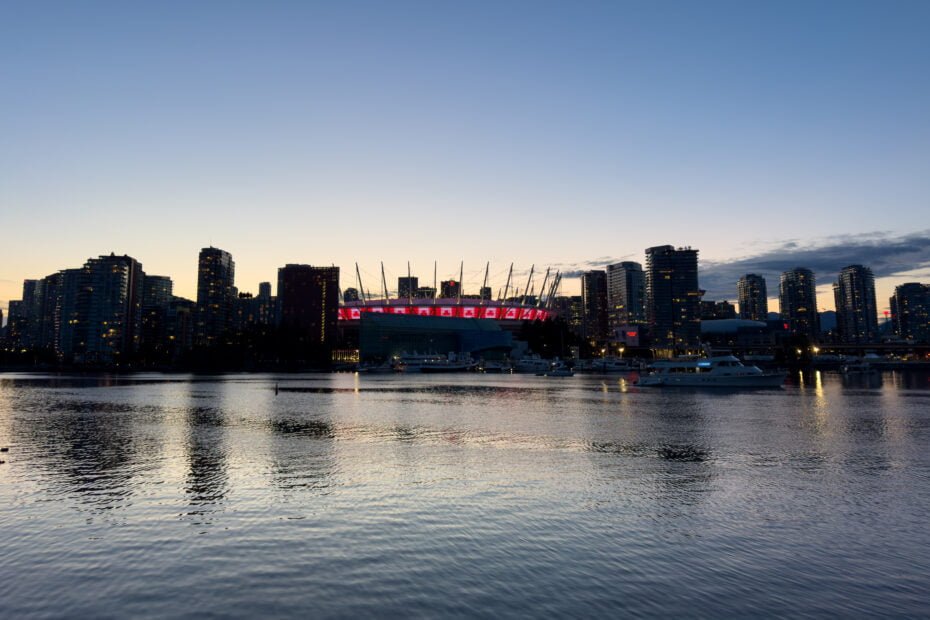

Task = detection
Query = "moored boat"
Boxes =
[637,355,785,387]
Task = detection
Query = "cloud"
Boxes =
[555,231,930,300]
[699,230,930,299]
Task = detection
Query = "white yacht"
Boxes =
[637,355,786,388]
[513,355,554,374]
[394,352,476,373]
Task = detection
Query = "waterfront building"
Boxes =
[141,275,172,358]
[81,254,145,363]
[278,264,340,358]
[480,286,493,301]
[833,265,878,344]
[195,247,236,347]
[343,287,361,303]
[606,261,645,330]
[56,268,89,360]
[415,286,436,299]
[779,268,819,340]
[645,245,702,353]
[581,270,609,342]
[256,282,275,325]
[359,313,511,361]
[737,274,769,321]
[890,283,930,343]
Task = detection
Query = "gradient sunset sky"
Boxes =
[2,1,929,319]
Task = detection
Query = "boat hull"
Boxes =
[638,373,786,388]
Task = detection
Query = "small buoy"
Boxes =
[0,460,5,465]
[275,382,279,396]
[0,447,8,452]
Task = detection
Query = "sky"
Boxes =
[2,1,929,321]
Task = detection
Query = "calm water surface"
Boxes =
[1,370,929,617]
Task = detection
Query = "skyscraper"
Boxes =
[82,254,145,363]
[196,247,235,347]
[278,264,340,359]
[343,287,361,303]
[833,265,879,344]
[645,245,702,353]
[141,275,173,359]
[581,270,608,342]
[779,268,819,340]
[606,261,645,330]
[737,274,768,321]
[890,283,929,343]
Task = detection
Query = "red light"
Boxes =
[783,323,789,330]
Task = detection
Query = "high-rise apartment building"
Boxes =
[779,268,819,340]
[82,254,145,363]
[195,247,235,347]
[606,261,645,330]
[645,245,702,352]
[278,265,340,357]
[890,283,929,343]
[737,274,769,321]
[581,270,609,342]
[833,265,879,344]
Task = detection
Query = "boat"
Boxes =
[636,355,786,387]
[395,352,476,373]
[478,360,512,373]
[536,360,574,377]
[513,355,554,374]
[841,357,879,375]
[583,356,638,373]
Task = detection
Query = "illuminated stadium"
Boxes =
[338,263,563,326]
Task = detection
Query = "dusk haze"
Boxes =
[2,2,930,618]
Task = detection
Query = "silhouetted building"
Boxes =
[195,247,235,347]
[645,245,702,353]
[606,261,645,330]
[738,274,768,321]
[141,275,172,359]
[890,283,929,343]
[554,296,584,336]
[81,254,145,363]
[343,287,361,302]
[700,300,737,320]
[779,268,819,340]
[256,282,275,325]
[480,286,493,301]
[278,264,340,360]
[415,286,436,299]
[581,270,608,342]
[167,297,196,359]
[440,280,460,299]
[833,265,878,344]
[398,276,418,301]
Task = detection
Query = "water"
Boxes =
[1,370,929,617]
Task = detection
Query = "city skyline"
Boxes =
[3,3,930,318]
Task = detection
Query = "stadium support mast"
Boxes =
[381,262,389,305]
[407,261,413,305]
[520,265,534,306]
[536,268,551,308]
[481,262,489,305]
[457,261,463,305]
[433,261,437,305]
[501,263,513,302]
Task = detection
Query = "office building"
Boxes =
[737,274,769,321]
[779,268,819,340]
[343,288,361,303]
[195,247,236,347]
[645,245,702,353]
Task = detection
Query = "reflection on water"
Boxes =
[2,371,930,617]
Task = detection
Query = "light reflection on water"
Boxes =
[1,371,930,617]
